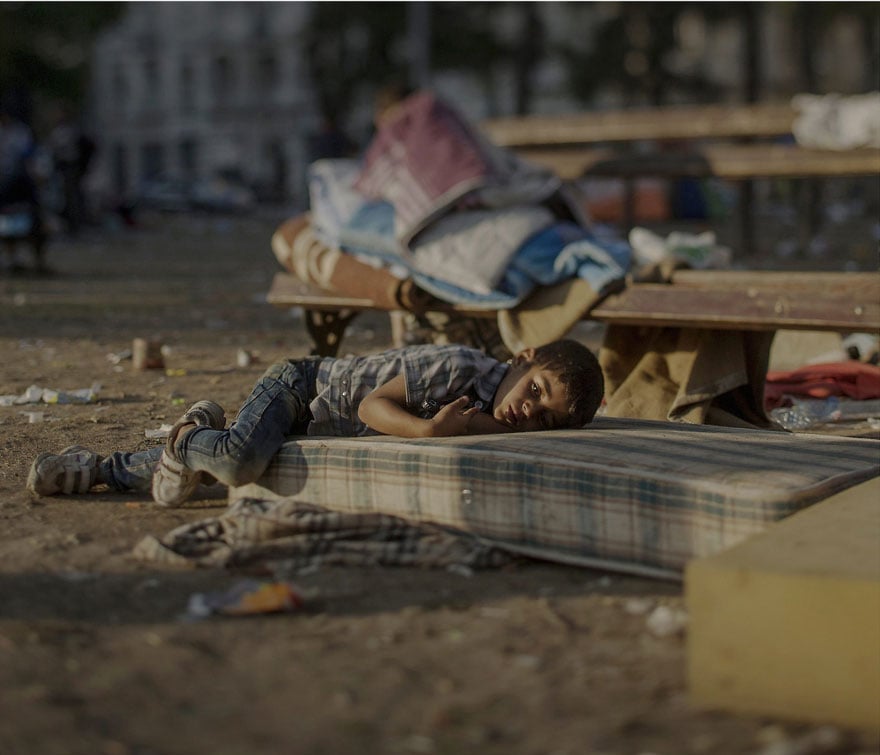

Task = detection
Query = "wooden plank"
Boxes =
[670,270,878,292]
[269,272,880,333]
[482,102,797,148]
[591,286,879,332]
[686,476,880,730]
[701,144,880,179]
[267,273,494,319]
[591,273,880,332]
[515,144,880,180]
[268,273,379,311]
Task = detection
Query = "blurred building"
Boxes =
[90,2,315,208]
[88,2,875,210]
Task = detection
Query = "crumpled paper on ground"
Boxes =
[629,227,732,269]
[0,382,101,406]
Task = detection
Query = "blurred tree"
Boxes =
[0,2,123,123]
[512,3,544,115]
[560,2,879,108]
[431,2,506,107]
[559,3,736,107]
[301,2,407,126]
[431,2,544,114]
[793,2,880,92]
[301,2,546,123]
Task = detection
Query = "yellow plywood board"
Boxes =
[686,476,880,731]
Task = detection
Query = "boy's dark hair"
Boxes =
[531,339,604,427]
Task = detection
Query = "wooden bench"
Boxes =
[481,102,880,247]
[481,101,880,179]
[268,270,880,357]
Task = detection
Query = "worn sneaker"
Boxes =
[27,445,102,496]
[151,400,226,507]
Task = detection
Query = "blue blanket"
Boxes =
[339,199,632,310]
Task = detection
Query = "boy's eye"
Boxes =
[530,381,540,396]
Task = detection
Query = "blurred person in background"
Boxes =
[0,98,47,274]
[48,102,95,236]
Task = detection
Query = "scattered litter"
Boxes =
[236,348,254,368]
[771,396,880,431]
[0,382,101,406]
[446,563,473,578]
[771,396,842,430]
[107,348,132,365]
[165,368,187,377]
[132,338,165,370]
[755,724,845,755]
[629,227,732,269]
[185,579,304,619]
[645,604,688,637]
[145,423,173,440]
[841,332,879,363]
[513,654,541,670]
[20,411,44,423]
[624,597,654,615]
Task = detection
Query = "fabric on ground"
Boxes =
[224,418,880,579]
[599,325,776,428]
[133,497,509,572]
[497,277,605,353]
[764,361,880,409]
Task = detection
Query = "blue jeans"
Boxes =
[100,359,319,492]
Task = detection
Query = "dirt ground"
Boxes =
[0,212,877,755]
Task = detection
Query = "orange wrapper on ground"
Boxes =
[187,580,304,618]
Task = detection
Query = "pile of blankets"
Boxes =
[307,91,632,312]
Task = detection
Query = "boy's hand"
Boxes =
[429,396,480,436]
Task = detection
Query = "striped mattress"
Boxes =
[229,417,880,579]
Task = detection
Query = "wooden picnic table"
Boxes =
[481,101,880,249]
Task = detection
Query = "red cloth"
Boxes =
[764,361,880,409]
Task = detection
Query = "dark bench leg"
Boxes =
[304,309,359,357]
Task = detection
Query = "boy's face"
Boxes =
[492,353,572,432]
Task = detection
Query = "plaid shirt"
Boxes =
[308,344,509,437]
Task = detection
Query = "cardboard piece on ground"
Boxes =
[686,476,880,731]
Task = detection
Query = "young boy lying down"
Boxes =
[27,339,604,506]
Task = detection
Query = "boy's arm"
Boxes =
[358,374,478,437]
